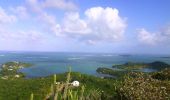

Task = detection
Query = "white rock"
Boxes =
[1,76,8,79]
[55,82,60,85]
[72,81,80,87]
[8,68,13,71]
[9,66,13,68]
[15,75,20,78]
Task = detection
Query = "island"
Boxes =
[96,67,126,78]
[0,61,32,79]
[97,61,170,78]
[112,61,170,70]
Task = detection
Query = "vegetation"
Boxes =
[96,61,170,79]
[151,68,170,80]
[97,61,170,100]
[0,61,170,100]
[46,70,113,100]
[116,72,170,100]
[0,61,32,79]
[112,61,170,70]
[96,67,126,78]
[0,62,118,99]
[113,62,147,70]
[0,72,118,100]
[148,61,170,70]
[0,76,52,100]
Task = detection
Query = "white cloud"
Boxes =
[161,25,170,36]
[0,28,46,51]
[137,24,170,45]
[0,7,16,24]
[27,0,77,12]
[137,29,160,45]
[38,12,56,26]
[26,0,127,44]
[62,12,91,35]
[54,7,127,43]
[26,0,42,13]
[86,40,96,45]
[0,29,44,43]
[85,7,126,42]
[10,6,29,19]
[41,0,77,10]
[27,0,127,44]
[26,0,78,37]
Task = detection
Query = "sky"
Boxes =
[0,0,170,54]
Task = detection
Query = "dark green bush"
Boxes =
[152,68,170,80]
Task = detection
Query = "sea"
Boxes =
[0,51,170,78]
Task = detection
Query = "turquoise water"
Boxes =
[0,51,170,77]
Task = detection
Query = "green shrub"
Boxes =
[152,68,170,80]
[46,72,104,100]
[117,72,170,100]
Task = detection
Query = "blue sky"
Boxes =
[0,0,170,54]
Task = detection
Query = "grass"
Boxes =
[46,73,103,100]
[0,72,118,100]
[0,77,52,100]
[46,69,121,100]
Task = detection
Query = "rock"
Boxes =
[15,75,20,78]
[72,81,80,87]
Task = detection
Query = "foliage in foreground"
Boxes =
[96,63,170,100]
[152,68,170,80]
[116,72,170,100]
[0,72,117,100]
[45,72,105,100]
